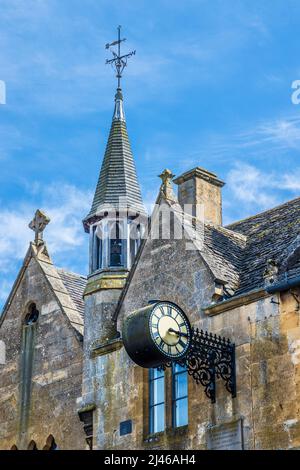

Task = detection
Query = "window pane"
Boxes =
[172,365,188,428]
[152,377,164,405]
[110,239,122,266]
[175,397,188,427]
[149,369,165,434]
[174,370,188,400]
[152,368,164,380]
[174,363,186,374]
[97,238,102,269]
[153,404,165,433]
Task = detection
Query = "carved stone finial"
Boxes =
[29,209,50,245]
[159,169,176,200]
[263,258,278,285]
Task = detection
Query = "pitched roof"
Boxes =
[163,195,300,298]
[168,199,246,295]
[36,257,85,336]
[83,89,146,227]
[0,242,86,337]
[115,188,300,322]
[226,196,300,295]
[113,194,248,321]
[57,269,86,320]
[202,224,246,295]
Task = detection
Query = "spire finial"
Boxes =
[105,26,136,90]
[29,209,50,245]
[159,169,176,200]
[113,87,125,121]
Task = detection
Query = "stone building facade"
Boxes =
[1,80,300,450]
[0,234,87,449]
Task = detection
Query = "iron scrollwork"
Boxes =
[159,328,236,404]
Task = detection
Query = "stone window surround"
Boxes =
[144,366,189,442]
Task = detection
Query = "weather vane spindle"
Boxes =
[105,26,136,89]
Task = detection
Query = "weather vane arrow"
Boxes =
[105,26,136,89]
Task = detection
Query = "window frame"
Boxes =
[109,220,124,268]
[172,363,188,429]
[149,368,165,434]
[91,224,103,272]
[24,303,39,325]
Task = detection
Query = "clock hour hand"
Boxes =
[168,328,189,338]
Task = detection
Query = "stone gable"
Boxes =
[0,248,86,450]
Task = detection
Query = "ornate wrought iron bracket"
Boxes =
[161,328,236,404]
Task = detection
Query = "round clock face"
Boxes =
[149,302,191,359]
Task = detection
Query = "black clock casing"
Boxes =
[122,301,191,368]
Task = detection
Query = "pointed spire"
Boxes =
[83,27,145,230]
[83,90,146,230]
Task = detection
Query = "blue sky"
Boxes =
[1,0,300,305]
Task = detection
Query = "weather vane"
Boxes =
[105,26,136,89]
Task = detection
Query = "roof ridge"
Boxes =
[207,224,248,244]
[170,201,247,244]
[56,267,87,280]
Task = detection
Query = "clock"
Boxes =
[122,301,192,368]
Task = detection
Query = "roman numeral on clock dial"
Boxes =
[150,302,191,358]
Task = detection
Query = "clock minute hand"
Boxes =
[168,328,189,338]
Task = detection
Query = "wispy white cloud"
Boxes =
[224,162,300,224]
[0,0,277,118]
[176,115,300,170]
[256,117,300,149]
[0,182,92,302]
[226,163,277,210]
[225,116,300,155]
[281,171,300,192]
[40,183,92,256]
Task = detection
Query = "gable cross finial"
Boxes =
[159,169,176,200]
[105,25,136,89]
[29,209,50,245]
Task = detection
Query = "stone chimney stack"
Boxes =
[174,167,225,226]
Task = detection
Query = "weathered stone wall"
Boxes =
[89,231,300,450]
[248,288,300,449]
[175,169,223,225]
[90,235,215,450]
[0,256,86,450]
[81,285,122,407]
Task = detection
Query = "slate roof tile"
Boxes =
[170,196,300,298]
[226,196,300,295]
[57,269,87,320]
